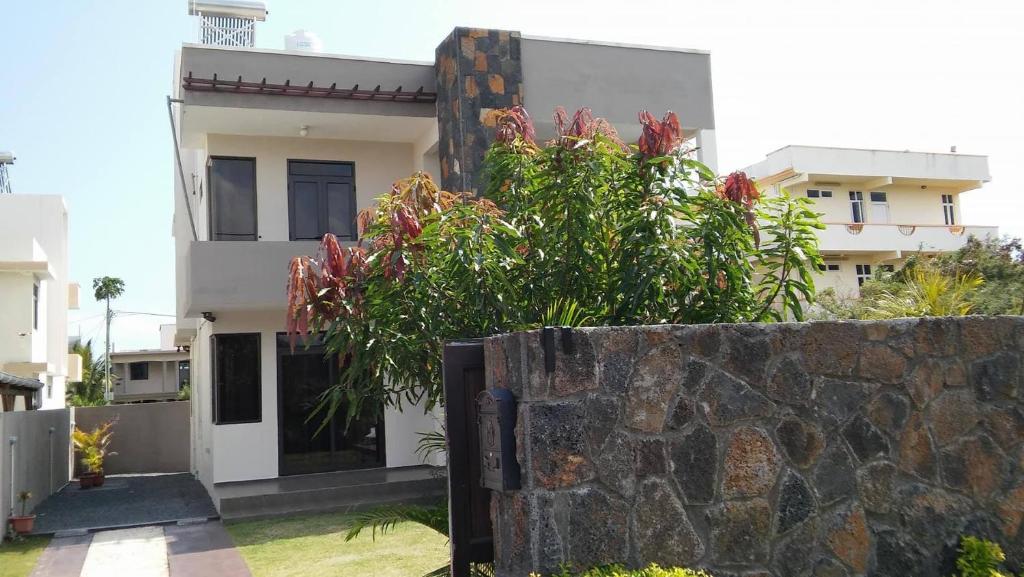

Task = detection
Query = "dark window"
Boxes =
[178,360,190,391]
[807,189,820,198]
[32,282,39,330]
[870,191,888,202]
[212,333,261,424]
[855,264,872,286]
[818,263,841,272]
[817,263,826,271]
[849,191,864,223]
[820,190,833,198]
[942,194,956,225]
[880,264,895,273]
[828,263,840,271]
[129,362,149,381]
[288,161,356,241]
[209,157,257,241]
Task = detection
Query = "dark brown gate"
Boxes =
[443,339,493,577]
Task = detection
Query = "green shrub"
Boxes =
[535,564,713,577]
[953,536,1017,577]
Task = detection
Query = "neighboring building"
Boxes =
[744,145,998,297]
[109,324,189,403]
[170,4,717,516]
[0,193,80,410]
[110,350,189,403]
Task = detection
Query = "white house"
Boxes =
[171,3,718,517]
[0,193,80,411]
[744,145,998,297]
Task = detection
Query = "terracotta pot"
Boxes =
[9,515,35,534]
[94,473,105,487]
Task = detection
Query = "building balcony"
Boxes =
[183,240,320,317]
[817,223,999,254]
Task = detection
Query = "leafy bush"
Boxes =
[535,564,713,577]
[286,106,822,420]
[71,420,117,474]
[953,536,1018,577]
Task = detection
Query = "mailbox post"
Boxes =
[477,388,521,491]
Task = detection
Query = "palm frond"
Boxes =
[344,502,449,542]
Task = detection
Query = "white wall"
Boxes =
[201,135,416,242]
[782,182,963,226]
[188,310,437,485]
[0,195,71,409]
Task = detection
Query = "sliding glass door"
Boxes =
[276,334,384,476]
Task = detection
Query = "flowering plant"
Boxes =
[287,106,822,420]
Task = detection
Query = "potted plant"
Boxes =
[9,491,35,534]
[72,420,117,488]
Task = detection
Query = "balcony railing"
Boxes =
[818,222,998,253]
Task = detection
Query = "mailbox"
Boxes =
[476,388,521,491]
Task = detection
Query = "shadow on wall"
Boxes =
[485,316,1024,577]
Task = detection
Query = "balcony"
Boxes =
[817,223,999,254]
[184,240,320,317]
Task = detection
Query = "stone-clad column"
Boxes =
[434,27,524,193]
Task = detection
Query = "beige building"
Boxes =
[171,5,718,517]
[744,145,997,297]
[0,193,80,411]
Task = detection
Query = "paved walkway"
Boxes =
[30,522,252,577]
[33,474,217,535]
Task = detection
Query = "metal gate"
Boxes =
[443,340,493,577]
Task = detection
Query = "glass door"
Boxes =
[276,334,385,476]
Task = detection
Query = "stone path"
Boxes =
[30,522,251,577]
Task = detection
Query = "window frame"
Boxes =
[287,159,358,242]
[129,362,149,381]
[849,191,865,223]
[807,189,833,199]
[207,156,259,242]
[855,264,872,286]
[211,332,263,425]
[942,194,956,225]
[32,282,39,330]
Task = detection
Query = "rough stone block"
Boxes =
[670,424,718,504]
[823,503,870,574]
[632,478,704,566]
[776,416,825,469]
[626,344,687,433]
[723,426,782,499]
[708,499,772,564]
[699,369,775,427]
[567,488,629,569]
[768,356,813,406]
[940,434,1010,500]
[528,402,594,489]
[855,461,898,514]
[928,389,981,446]
[899,412,938,481]
[841,415,891,462]
[813,442,857,506]
[775,470,815,535]
[972,352,1021,402]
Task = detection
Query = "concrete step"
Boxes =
[215,466,446,521]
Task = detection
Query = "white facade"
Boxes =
[744,146,998,298]
[171,45,444,496]
[0,194,78,409]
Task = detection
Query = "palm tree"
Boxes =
[92,277,125,401]
[67,340,107,407]
[865,264,982,319]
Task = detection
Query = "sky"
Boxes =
[1,0,1022,352]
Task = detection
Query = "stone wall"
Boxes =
[484,317,1024,577]
[435,27,523,193]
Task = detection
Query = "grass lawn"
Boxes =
[225,510,450,577]
[0,536,50,577]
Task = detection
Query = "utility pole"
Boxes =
[104,298,112,402]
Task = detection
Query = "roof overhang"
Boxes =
[0,370,44,391]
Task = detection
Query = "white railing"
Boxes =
[198,14,255,47]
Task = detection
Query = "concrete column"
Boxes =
[696,128,718,174]
[162,361,169,393]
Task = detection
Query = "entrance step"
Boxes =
[214,465,446,520]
